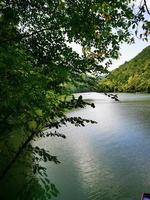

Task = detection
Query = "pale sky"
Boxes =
[69,37,149,71]
[69,0,150,71]
[110,0,150,70]
[110,39,149,70]
[109,0,150,70]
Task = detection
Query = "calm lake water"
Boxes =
[37,92,150,200]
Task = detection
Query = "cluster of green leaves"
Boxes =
[97,45,150,93]
[0,0,149,199]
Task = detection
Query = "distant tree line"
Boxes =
[96,46,150,93]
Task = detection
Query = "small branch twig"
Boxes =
[144,0,150,15]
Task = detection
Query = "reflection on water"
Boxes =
[37,93,150,200]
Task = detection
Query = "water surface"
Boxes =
[37,93,150,200]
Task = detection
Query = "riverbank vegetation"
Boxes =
[0,0,150,199]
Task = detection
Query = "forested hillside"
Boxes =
[97,45,150,92]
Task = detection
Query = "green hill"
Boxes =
[97,45,150,93]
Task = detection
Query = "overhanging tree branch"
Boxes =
[0,131,36,181]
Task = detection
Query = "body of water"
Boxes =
[37,92,150,200]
